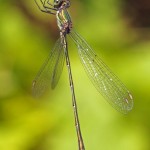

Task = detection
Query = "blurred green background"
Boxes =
[0,0,150,150]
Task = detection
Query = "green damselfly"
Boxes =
[33,0,133,149]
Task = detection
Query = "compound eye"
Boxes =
[54,0,60,4]
[54,0,63,8]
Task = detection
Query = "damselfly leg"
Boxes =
[34,0,56,14]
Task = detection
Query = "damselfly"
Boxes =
[32,0,133,149]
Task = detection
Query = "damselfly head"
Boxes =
[54,0,63,8]
[54,0,70,9]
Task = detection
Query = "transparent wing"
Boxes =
[32,38,65,97]
[51,41,65,89]
[70,30,133,114]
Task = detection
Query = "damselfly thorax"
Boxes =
[55,1,72,34]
